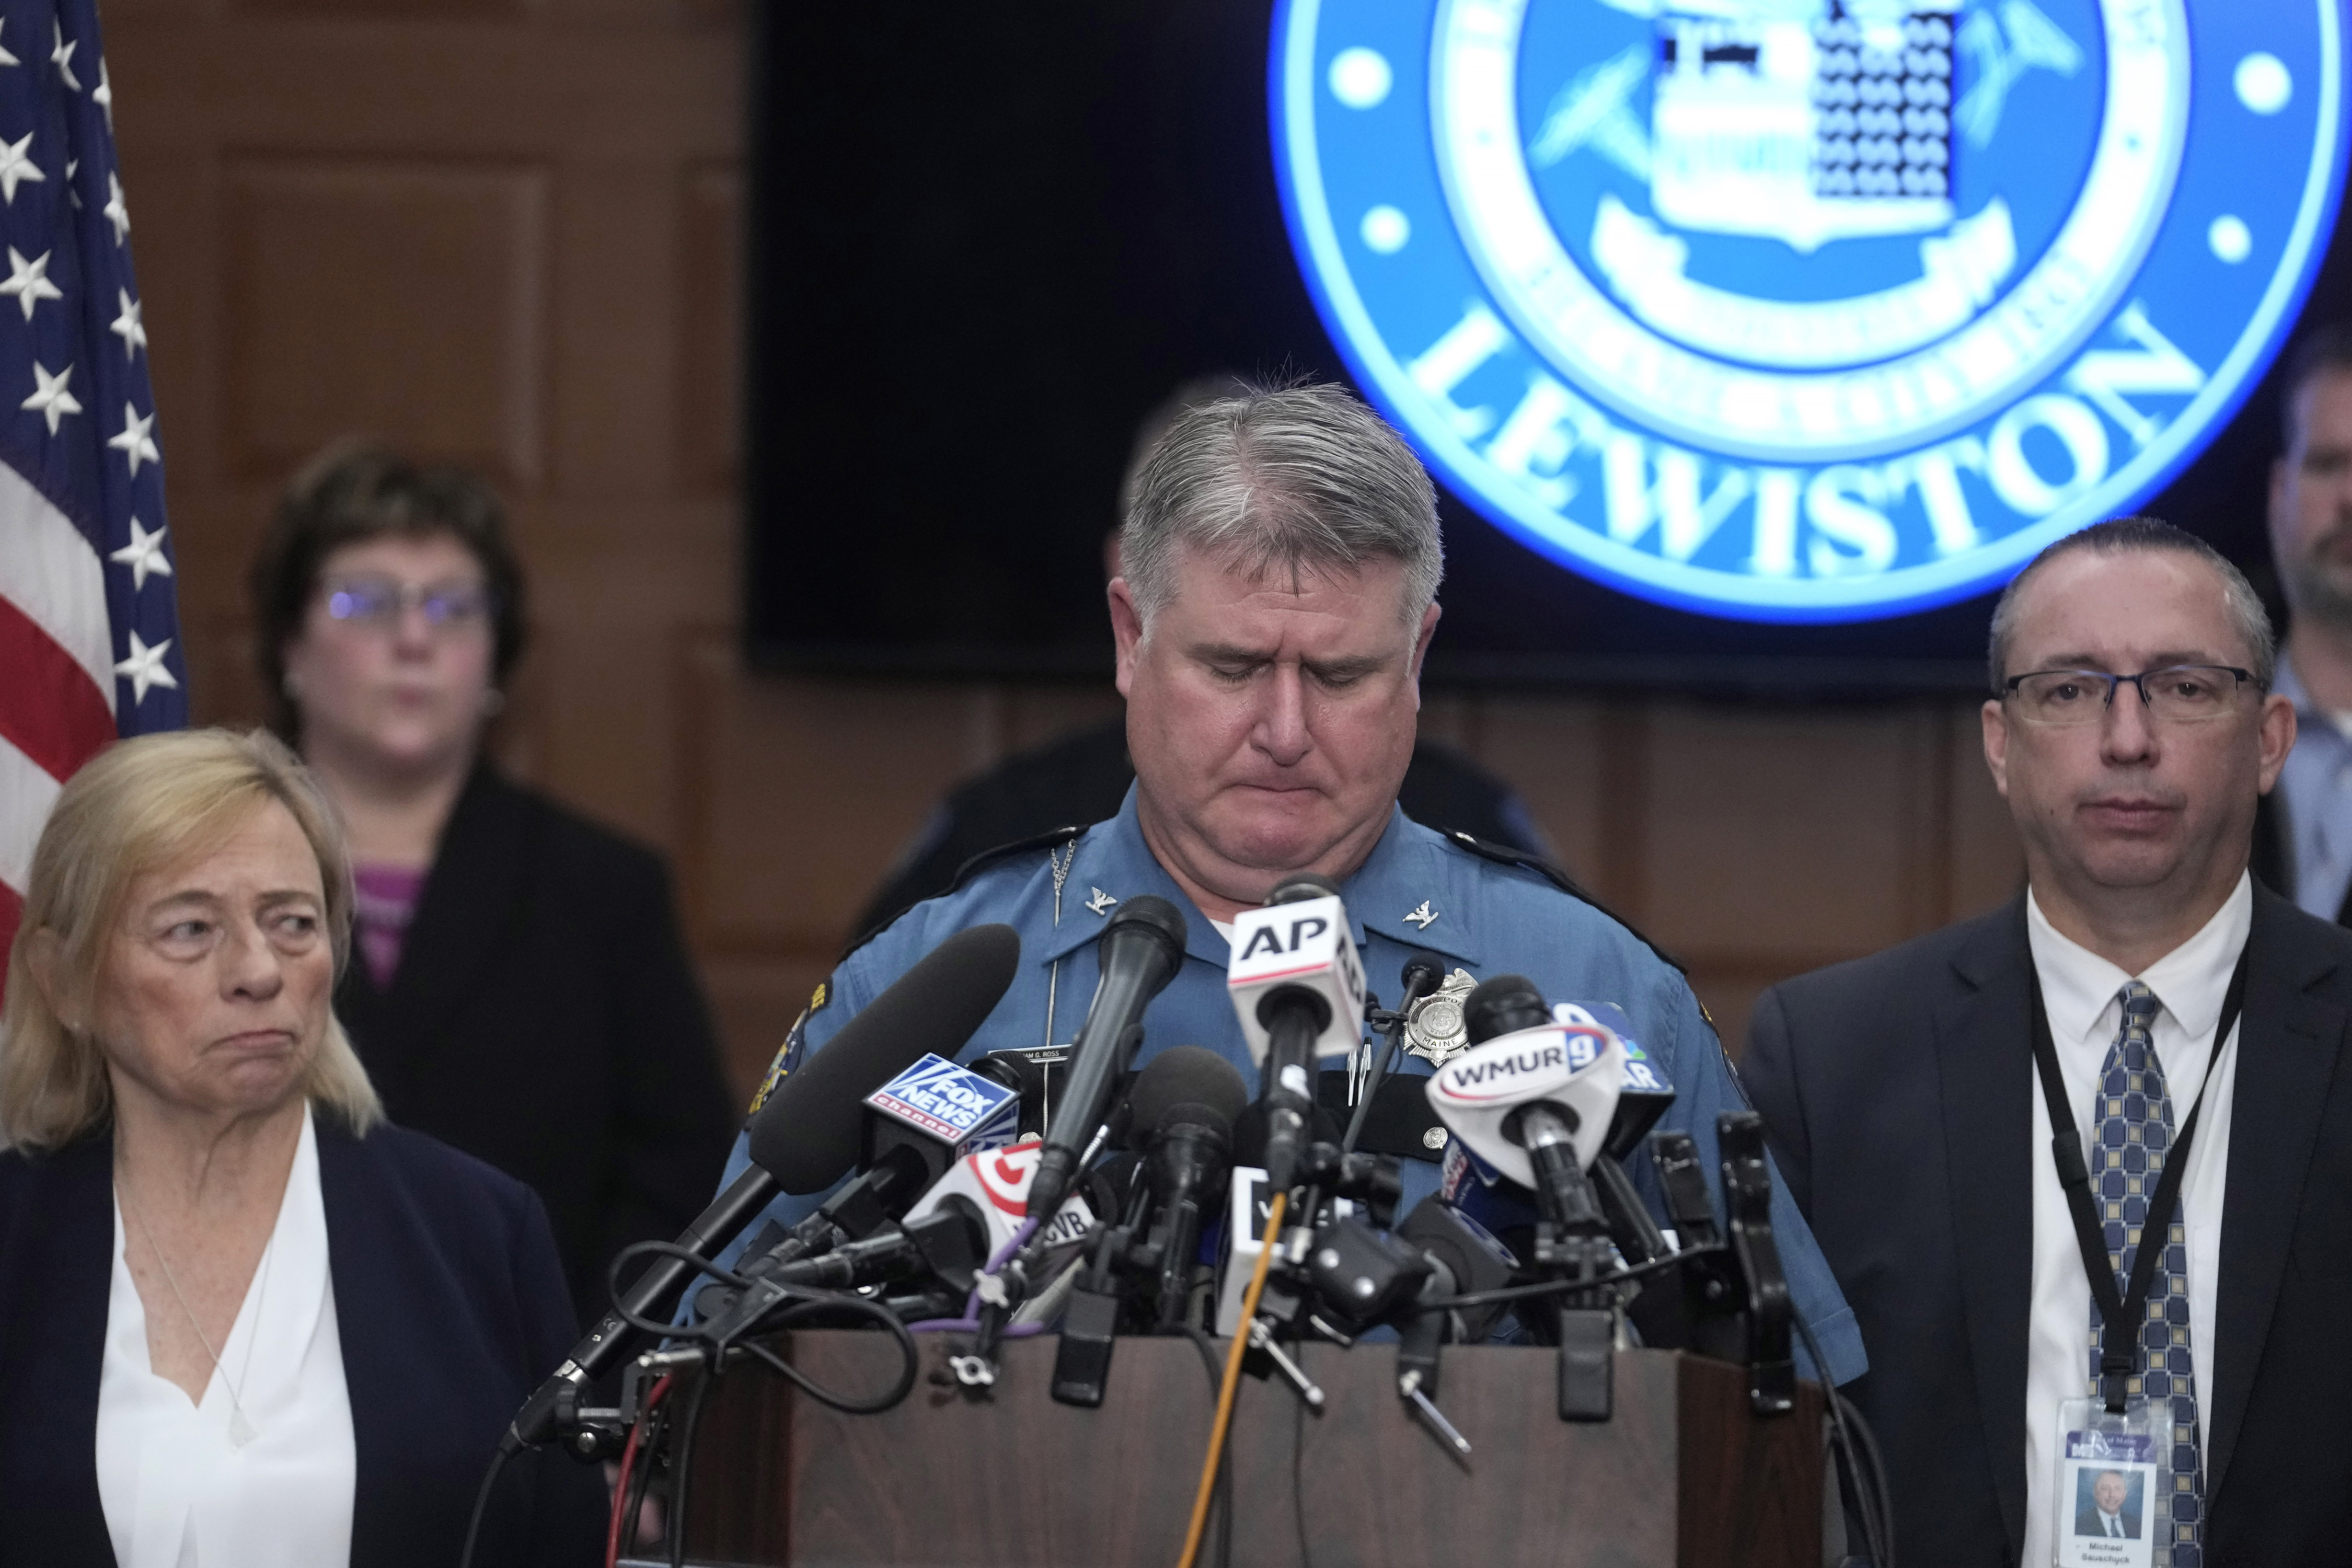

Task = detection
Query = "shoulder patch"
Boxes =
[748,981,828,1115]
[839,824,1088,963]
[1436,828,1693,981]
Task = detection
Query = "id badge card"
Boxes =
[2053,1397,2165,1567]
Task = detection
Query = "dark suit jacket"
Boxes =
[336,764,734,1324]
[2074,1503,2140,1539]
[1742,886,2352,1568]
[0,1116,606,1566]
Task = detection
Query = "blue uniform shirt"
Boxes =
[712,787,1866,1384]
[2273,654,2352,920]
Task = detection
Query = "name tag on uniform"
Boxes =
[2053,1397,2161,1568]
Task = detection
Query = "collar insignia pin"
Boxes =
[1083,887,1118,917]
[1403,900,1438,930]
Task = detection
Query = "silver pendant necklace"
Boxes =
[119,1181,274,1448]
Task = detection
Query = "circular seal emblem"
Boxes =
[1272,0,2348,621]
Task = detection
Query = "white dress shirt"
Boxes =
[2021,875,2246,1568]
[95,1105,355,1568]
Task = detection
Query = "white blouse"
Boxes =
[95,1105,355,1568]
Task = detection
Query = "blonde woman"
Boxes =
[0,729,602,1567]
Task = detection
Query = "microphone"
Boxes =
[690,1201,997,1350]
[1228,874,1366,1192]
[1027,896,1189,1225]
[734,1051,1028,1288]
[902,1135,1102,1259]
[1128,1046,1250,1329]
[504,921,1020,1452]
[1424,978,1625,1194]
[1343,950,1448,1155]
[1437,974,1619,1420]
[1554,1001,1677,1161]
[1225,876,1368,1065]
[1550,1001,1675,1264]
[749,1205,990,1296]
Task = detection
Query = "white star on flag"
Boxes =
[0,247,61,321]
[50,22,76,91]
[22,360,77,433]
[114,630,178,704]
[0,11,193,956]
[0,133,44,204]
[110,288,144,358]
[108,403,158,474]
[109,516,171,590]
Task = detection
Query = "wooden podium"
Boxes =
[682,1331,1823,1567]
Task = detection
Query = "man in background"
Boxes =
[2254,324,2352,920]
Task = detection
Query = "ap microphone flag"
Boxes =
[1225,892,1367,1062]
[0,0,186,987]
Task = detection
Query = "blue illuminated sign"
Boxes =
[1272,0,2348,621]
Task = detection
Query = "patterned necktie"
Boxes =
[2091,980,2203,1566]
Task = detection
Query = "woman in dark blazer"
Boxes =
[0,729,604,1565]
[249,443,736,1324]
[0,1120,605,1566]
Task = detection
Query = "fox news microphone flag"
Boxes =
[0,0,182,983]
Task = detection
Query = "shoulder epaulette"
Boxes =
[839,825,1088,962]
[1435,827,1694,981]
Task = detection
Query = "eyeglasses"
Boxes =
[1998,665,2259,725]
[322,577,494,632]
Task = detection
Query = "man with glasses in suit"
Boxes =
[1743,516,2352,1566]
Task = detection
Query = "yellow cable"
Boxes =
[1175,1190,1288,1568]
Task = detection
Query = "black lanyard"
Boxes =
[2028,944,2247,1413]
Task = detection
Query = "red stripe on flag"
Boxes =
[0,591,113,782]
[0,880,21,1008]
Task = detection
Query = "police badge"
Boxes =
[1402,967,1479,1065]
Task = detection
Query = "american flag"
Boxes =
[0,0,183,974]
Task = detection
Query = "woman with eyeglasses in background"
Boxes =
[246,442,734,1329]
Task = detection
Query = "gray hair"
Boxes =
[1987,516,2276,691]
[1120,382,1443,630]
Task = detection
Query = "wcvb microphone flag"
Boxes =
[0,0,184,985]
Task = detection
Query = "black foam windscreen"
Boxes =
[1399,950,1447,1000]
[1463,972,1550,1046]
[746,923,1021,1192]
[1127,1045,1249,1136]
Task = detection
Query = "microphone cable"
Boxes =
[1175,1189,1287,1568]
[603,1238,921,1415]
[1177,1326,1237,1568]
[455,1443,510,1568]
[605,1371,674,1568]
[1792,1311,1895,1568]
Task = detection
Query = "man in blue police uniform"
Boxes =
[713,381,1864,1385]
